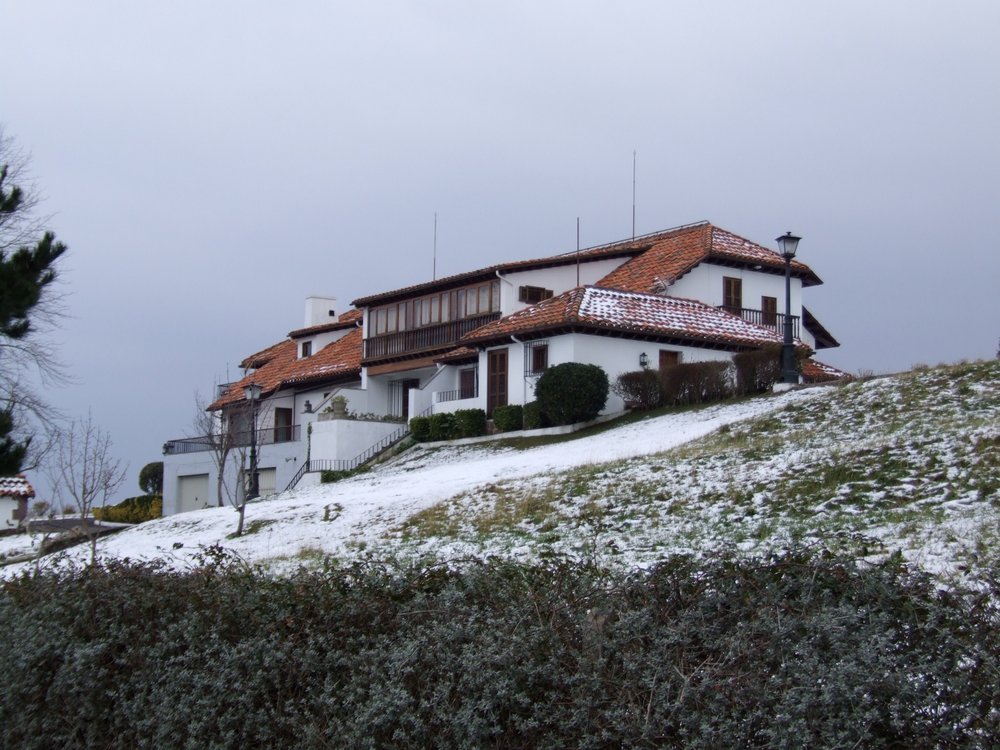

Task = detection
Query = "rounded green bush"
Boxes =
[535,362,608,425]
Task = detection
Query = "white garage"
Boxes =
[176,474,210,514]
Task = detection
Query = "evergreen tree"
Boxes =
[0,147,67,474]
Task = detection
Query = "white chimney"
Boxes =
[304,296,337,327]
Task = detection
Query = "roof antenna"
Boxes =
[576,217,581,287]
[632,149,637,240]
[433,212,438,280]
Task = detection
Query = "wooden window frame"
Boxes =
[518,285,554,304]
[723,276,743,311]
[761,296,778,326]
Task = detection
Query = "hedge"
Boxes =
[612,369,663,410]
[491,404,523,432]
[660,361,733,406]
[93,495,162,524]
[523,401,547,430]
[0,549,997,748]
[409,416,431,442]
[452,409,487,438]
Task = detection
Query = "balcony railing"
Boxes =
[364,312,500,361]
[163,425,301,455]
[719,306,799,339]
[435,385,479,403]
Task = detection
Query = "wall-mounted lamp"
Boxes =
[303,400,313,414]
[639,352,649,369]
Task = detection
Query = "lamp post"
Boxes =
[776,232,801,384]
[244,382,262,502]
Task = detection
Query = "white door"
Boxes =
[176,474,210,513]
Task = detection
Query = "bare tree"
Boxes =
[191,390,269,536]
[49,413,127,562]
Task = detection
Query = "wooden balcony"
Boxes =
[363,312,500,362]
[719,306,799,339]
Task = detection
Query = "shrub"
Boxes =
[612,369,663,410]
[733,344,782,395]
[0,550,997,748]
[452,409,487,438]
[522,401,548,430]
[138,461,163,495]
[408,416,431,442]
[93,494,162,524]
[535,363,609,426]
[491,404,523,432]
[660,361,733,406]
[320,469,353,483]
[427,412,456,441]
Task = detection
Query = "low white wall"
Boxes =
[433,396,484,414]
[310,419,401,463]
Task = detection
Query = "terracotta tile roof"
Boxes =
[353,221,821,309]
[801,358,848,382]
[288,309,362,339]
[239,339,290,371]
[434,346,479,365]
[462,286,806,352]
[210,328,363,410]
[596,223,822,294]
[0,474,35,499]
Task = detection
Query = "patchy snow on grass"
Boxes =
[6,360,999,581]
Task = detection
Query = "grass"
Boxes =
[382,359,1000,579]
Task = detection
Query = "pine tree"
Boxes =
[0,153,67,474]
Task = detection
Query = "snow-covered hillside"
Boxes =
[5,360,998,578]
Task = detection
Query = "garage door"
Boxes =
[176,474,210,513]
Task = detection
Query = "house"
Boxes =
[162,220,841,515]
[0,474,35,529]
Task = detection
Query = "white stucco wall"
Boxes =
[1,497,21,528]
[670,263,802,317]
[470,334,735,415]
[497,258,625,314]
[310,418,401,464]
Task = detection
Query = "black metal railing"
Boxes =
[435,386,478,403]
[363,312,500,360]
[163,425,302,455]
[719,306,799,339]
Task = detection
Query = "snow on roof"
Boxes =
[463,286,799,350]
[0,474,35,499]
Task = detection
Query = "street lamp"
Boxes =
[243,382,262,502]
[776,232,801,384]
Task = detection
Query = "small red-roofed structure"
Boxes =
[0,474,35,528]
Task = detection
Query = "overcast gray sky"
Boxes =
[3,1,998,502]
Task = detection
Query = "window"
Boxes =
[518,285,554,304]
[525,341,549,376]
[723,277,742,311]
[459,367,477,399]
[761,296,777,326]
[274,407,293,443]
[300,341,312,358]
